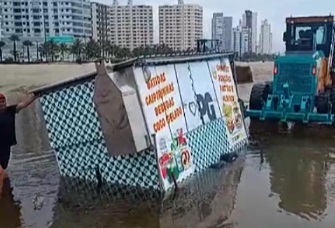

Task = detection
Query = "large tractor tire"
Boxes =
[249,82,272,110]
[316,92,330,114]
[317,88,335,114]
[264,80,273,93]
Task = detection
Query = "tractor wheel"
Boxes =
[317,90,331,114]
[264,81,273,93]
[249,82,271,110]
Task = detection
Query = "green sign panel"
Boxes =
[47,36,75,44]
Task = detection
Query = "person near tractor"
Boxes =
[0,92,37,193]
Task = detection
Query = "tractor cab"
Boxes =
[283,16,334,56]
[271,16,335,110]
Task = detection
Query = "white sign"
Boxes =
[174,63,202,131]
[208,59,247,146]
[152,65,188,141]
[133,65,195,190]
[188,61,221,124]
[174,62,221,132]
[133,65,186,139]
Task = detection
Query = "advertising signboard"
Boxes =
[133,65,195,190]
[207,59,247,146]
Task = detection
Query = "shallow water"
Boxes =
[2,84,335,228]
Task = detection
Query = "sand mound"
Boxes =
[236,61,273,83]
[235,65,253,83]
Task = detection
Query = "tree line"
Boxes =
[238,52,277,62]
[0,34,276,64]
[0,35,175,64]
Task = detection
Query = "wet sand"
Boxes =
[3,61,335,228]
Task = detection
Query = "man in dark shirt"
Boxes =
[0,92,37,186]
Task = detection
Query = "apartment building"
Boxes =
[232,27,240,55]
[223,16,233,51]
[233,20,250,57]
[91,1,108,44]
[211,13,232,51]
[242,10,257,53]
[211,13,224,50]
[159,0,203,51]
[107,0,153,50]
[0,0,91,44]
[259,19,272,54]
[0,1,3,40]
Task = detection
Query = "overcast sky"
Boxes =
[96,0,335,53]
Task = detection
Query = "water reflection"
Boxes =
[266,138,328,220]
[51,158,245,228]
[7,91,335,227]
[0,178,22,228]
[250,120,335,221]
[4,101,59,228]
[160,159,244,228]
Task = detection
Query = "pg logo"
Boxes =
[196,92,217,123]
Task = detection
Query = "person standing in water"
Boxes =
[0,92,37,186]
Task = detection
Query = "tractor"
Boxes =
[246,15,335,124]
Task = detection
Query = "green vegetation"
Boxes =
[9,34,20,62]
[0,40,5,63]
[0,38,176,64]
[0,36,277,64]
[22,40,33,63]
[234,52,278,62]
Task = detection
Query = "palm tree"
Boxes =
[70,38,84,61]
[100,40,108,58]
[48,40,59,62]
[59,43,68,61]
[40,40,59,62]
[156,43,172,54]
[9,35,20,62]
[109,45,130,59]
[132,45,145,57]
[106,43,119,58]
[38,44,46,61]
[0,41,5,63]
[22,40,33,62]
[10,50,20,60]
[84,39,101,60]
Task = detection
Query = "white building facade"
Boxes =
[159,0,203,51]
[233,20,250,57]
[0,0,92,58]
[107,0,153,50]
[211,13,233,51]
[0,1,3,40]
[1,0,91,40]
[91,1,108,44]
[259,19,272,54]
[242,10,257,53]
[211,12,224,49]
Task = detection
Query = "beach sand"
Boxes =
[0,61,273,102]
